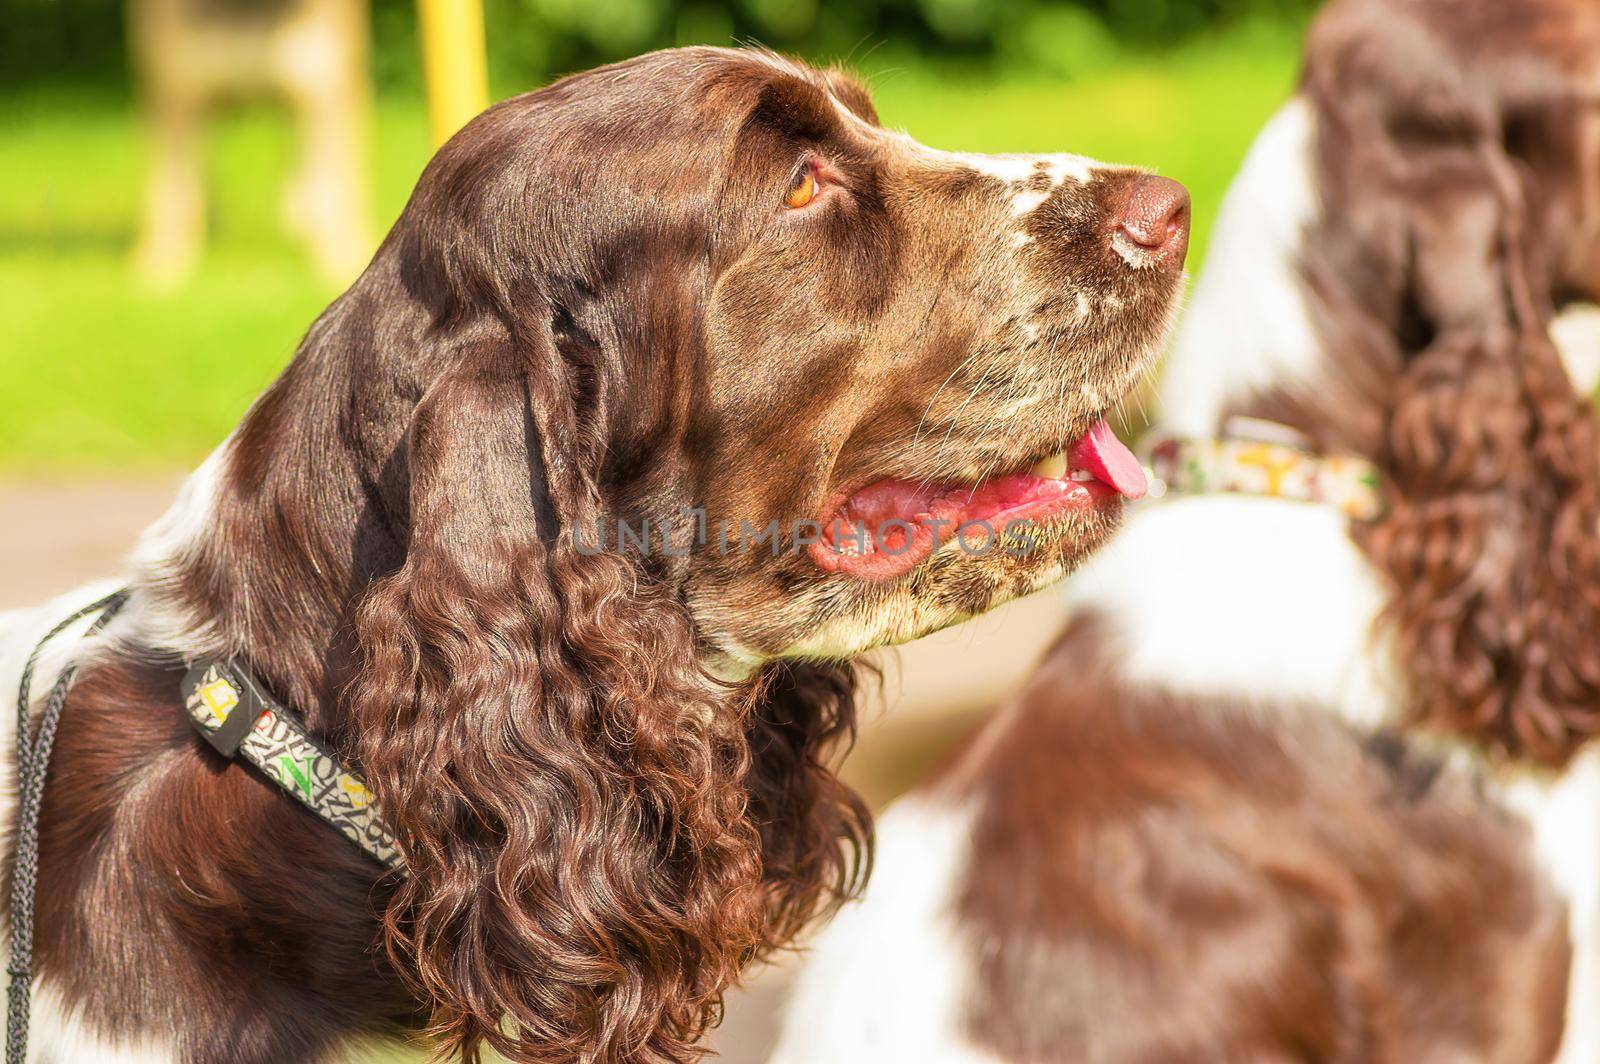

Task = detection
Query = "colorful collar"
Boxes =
[1147,420,1385,521]
[180,659,405,873]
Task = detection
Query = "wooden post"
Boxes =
[417,0,490,148]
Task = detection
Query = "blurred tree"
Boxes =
[3,0,129,88]
[0,0,1320,94]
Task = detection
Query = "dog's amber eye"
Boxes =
[786,167,817,209]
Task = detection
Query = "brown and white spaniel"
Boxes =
[777,621,1573,1063]
[776,1,1600,1061]
[0,47,1188,1064]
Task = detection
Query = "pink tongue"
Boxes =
[1069,419,1148,500]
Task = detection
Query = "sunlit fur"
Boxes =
[0,47,1186,1064]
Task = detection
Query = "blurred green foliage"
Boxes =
[0,20,1305,471]
[2,0,1318,94]
[1,1,1313,473]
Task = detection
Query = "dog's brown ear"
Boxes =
[341,89,875,1054]
[345,326,772,1063]
[1299,5,1600,765]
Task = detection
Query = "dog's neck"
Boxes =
[125,432,360,726]
[1073,96,1600,727]
[1065,98,1404,725]
[123,295,424,726]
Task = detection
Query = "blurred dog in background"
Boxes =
[129,0,372,286]
[775,0,1600,1060]
[776,620,1573,1063]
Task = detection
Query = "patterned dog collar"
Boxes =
[1147,427,1384,521]
[181,660,404,873]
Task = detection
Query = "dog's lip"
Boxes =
[808,417,1145,582]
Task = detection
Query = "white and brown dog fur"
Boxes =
[775,0,1600,1060]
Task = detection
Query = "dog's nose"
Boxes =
[1112,176,1190,266]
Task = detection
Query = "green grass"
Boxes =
[0,23,1302,474]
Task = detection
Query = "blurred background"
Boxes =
[1,0,1315,1058]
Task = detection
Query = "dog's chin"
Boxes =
[693,499,1126,681]
[696,416,1149,672]
[774,500,1125,662]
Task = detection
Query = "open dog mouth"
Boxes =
[809,419,1147,581]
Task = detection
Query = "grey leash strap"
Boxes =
[7,589,130,1064]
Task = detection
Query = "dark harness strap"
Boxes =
[6,595,404,1064]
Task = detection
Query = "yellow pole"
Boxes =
[417,0,490,148]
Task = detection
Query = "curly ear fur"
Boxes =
[1295,2,1600,765]
[345,346,868,1062]
[742,660,873,932]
